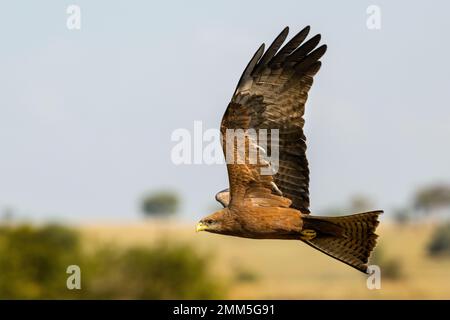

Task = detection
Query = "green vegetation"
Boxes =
[0,224,224,299]
[370,247,404,280]
[0,224,83,299]
[427,223,450,257]
[233,266,259,283]
[86,243,223,299]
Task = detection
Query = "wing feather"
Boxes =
[218,27,327,213]
[285,34,322,64]
[234,43,265,95]
[269,26,311,68]
[252,27,289,75]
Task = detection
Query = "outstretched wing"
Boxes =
[218,26,326,212]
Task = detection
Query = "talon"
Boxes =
[300,229,316,241]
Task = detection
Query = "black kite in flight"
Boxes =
[196,26,382,273]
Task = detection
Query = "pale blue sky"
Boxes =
[0,1,449,222]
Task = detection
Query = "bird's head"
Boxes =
[196,208,236,235]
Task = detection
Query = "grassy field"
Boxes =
[81,221,450,299]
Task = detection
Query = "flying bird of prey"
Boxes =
[196,26,382,273]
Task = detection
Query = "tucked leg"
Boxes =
[300,229,316,241]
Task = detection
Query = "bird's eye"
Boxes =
[205,219,213,224]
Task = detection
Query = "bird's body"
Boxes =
[205,206,303,240]
[197,26,382,273]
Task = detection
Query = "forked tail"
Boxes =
[302,211,382,273]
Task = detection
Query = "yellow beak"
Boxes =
[196,222,207,233]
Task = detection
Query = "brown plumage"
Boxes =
[197,26,382,273]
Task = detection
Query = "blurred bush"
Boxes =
[370,247,404,280]
[85,243,223,299]
[0,224,224,299]
[0,224,83,299]
[233,266,259,283]
[427,223,450,257]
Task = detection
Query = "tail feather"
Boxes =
[302,210,382,273]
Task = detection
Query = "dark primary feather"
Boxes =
[234,43,265,96]
[285,34,322,64]
[252,27,289,75]
[218,26,327,214]
[269,26,311,68]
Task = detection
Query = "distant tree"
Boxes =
[392,207,411,225]
[319,206,345,217]
[414,184,450,215]
[349,195,374,213]
[141,190,180,217]
[1,207,14,224]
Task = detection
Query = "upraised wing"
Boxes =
[217,26,326,213]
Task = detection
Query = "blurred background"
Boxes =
[1,0,450,299]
